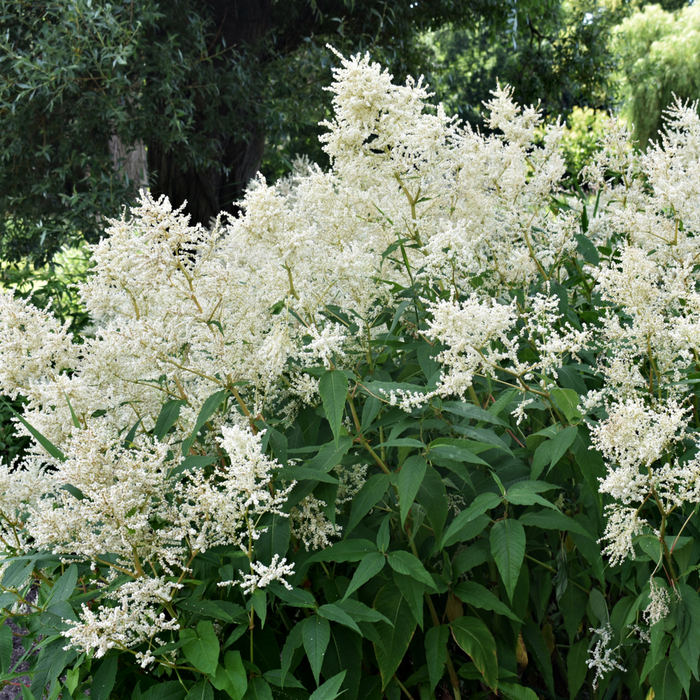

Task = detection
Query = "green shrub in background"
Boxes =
[2,51,700,700]
[560,106,609,183]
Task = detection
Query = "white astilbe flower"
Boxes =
[592,399,688,485]
[427,295,518,397]
[290,495,343,551]
[428,291,590,400]
[62,578,182,664]
[586,624,626,690]
[222,554,295,595]
[643,578,671,627]
[597,506,651,567]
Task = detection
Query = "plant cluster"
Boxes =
[2,50,700,700]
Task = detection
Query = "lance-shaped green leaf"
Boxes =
[450,617,498,691]
[308,672,347,700]
[550,388,582,424]
[345,474,391,536]
[425,625,449,691]
[498,683,539,700]
[343,551,386,600]
[442,492,501,548]
[182,390,228,456]
[454,581,521,622]
[154,399,186,441]
[319,371,348,444]
[387,551,436,590]
[281,623,304,682]
[0,397,65,460]
[373,583,417,689]
[302,614,331,685]
[518,510,593,538]
[91,656,118,700]
[398,455,427,525]
[317,604,362,635]
[489,519,526,604]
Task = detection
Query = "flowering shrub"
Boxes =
[2,50,700,700]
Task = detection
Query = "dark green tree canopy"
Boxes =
[0,0,611,263]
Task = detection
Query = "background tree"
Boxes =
[614,2,700,148]
[425,0,618,130]
[0,0,508,263]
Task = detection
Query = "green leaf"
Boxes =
[425,625,449,691]
[267,584,316,609]
[265,426,288,466]
[46,563,78,605]
[521,620,555,695]
[318,604,362,635]
[343,551,386,600]
[677,583,700,673]
[429,439,488,465]
[319,371,348,444]
[650,657,682,700]
[140,681,186,700]
[450,617,498,691]
[518,510,593,539]
[154,399,186,440]
[170,454,218,478]
[0,397,65,460]
[498,683,539,700]
[335,598,392,625]
[575,232,600,265]
[589,588,609,626]
[281,623,304,681]
[442,492,501,548]
[387,551,436,590]
[91,656,118,700]
[305,540,378,569]
[307,438,353,473]
[64,392,81,429]
[211,651,248,700]
[263,671,304,690]
[182,390,228,456]
[377,438,425,449]
[345,474,390,536]
[303,614,332,685]
[567,639,589,700]
[489,519,526,604]
[242,678,273,700]
[441,401,510,428]
[185,682,214,700]
[398,455,427,525]
[416,466,448,547]
[373,583,417,689]
[309,672,347,700]
[454,582,521,622]
[548,426,578,469]
[0,624,12,674]
[181,620,220,676]
[550,388,582,424]
[276,466,339,483]
[504,481,558,510]
[177,598,245,623]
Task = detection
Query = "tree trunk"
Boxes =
[147,0,272,225]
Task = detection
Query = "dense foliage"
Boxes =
[614,2,700,148]
[3,51,700,700]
